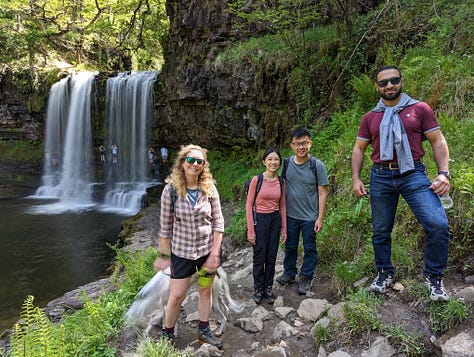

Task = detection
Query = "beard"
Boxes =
[380,87,402,101]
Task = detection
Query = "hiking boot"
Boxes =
[276,274,295,285]
[264,287,276,304]
[198,325,223,349]
[425,275,449,301]
[298,276,313,295]
[369,270,393,293]
[161,329,175,344]
[253,288,263,304]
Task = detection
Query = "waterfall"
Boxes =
[59,72,95,203]
[102,71,158,212]
[32,71,158,215]
[36,77,70,196]
[34,72,96,212]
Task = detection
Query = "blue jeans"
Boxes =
[370,163,450,277]
[283,216,318,279]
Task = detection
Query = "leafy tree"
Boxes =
[0,0,168,71]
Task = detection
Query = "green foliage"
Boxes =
[342,289,383,334]
[9,295,65,357]
[136,336,191,357]
[311,323,330,346]
[228,0,325,39]
[429,299,471,334]
[208,148,263,201]
[385,324,426,356]
[225,207,248,248]
[60,247,159,355]
[0,140,43,163]
[8,247,160,356]
[340,291,426,354]
[349,74,378,111]
[0,0,168,71]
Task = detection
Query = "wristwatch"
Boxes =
[438,171,451,179]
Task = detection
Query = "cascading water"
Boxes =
[35,77,70,196]
[59,73,95,203]
[102,71,158,212]
[33,72,96,212]
[33,71,158,214]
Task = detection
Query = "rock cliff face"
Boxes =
[0,70,45,141]
[155,0,297,150]
[0,1,304,150]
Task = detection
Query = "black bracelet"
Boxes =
[438,171,451,179]
[157,251,171,259]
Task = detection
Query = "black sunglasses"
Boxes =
[185,156,204,165]
[377,76,402,87]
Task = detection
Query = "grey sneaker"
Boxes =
[276,274,295,285]
[198,325,223,349]
[253,288,263,304]
[264,287,276,304]
[298,276,313,295]
[369,270,393,293]
[425,275,449,301]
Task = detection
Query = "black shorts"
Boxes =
[170,253,211,279]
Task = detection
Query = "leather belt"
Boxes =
[374,160,423,170]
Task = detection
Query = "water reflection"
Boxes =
[0,198,128,332]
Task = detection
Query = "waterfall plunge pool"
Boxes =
[0,197,130,332]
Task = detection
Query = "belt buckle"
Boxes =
[388,163,398,170]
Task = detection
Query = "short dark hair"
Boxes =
[262,147,282,163]
[375,65,402,80]
[290,127,311,141]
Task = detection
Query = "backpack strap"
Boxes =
[251,173,263,226]
[281,157,289,180]
[281,156,318,185]
[169,184,178,215]
[277,175,285,196]
[309,156,319,186]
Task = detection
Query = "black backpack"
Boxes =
[245,173,284,226]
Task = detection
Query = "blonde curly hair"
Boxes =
[166,144,216,198]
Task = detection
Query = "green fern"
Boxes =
[9,295,65,357]
[349,74,378,110]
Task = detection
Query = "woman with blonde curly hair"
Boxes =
[154,144,224,349]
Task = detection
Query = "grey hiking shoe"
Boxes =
[369,270,393,293]
[198,325,223,349]
[253,288,263,304]
[425,275,449,301]
[298,276,313,295]
[264,287,276,304]
[276,274,295,284]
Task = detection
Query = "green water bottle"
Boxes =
[197,267,213,288]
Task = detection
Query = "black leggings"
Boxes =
[252,210,281,289]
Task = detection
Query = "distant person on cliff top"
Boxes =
[161,146,168,162]
[111,144,118,164]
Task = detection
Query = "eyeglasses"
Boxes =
[291,140,310,148]
[377,76,402,87]
[185,156,204,165]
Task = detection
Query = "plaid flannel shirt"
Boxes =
[159,183,224,260]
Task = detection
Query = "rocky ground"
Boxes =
[116,202,474,356]
[2,200,472,356]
